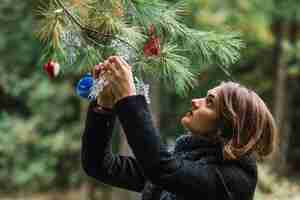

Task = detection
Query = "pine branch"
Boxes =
[35,2,65,49]
[160,45,197,96]
[181,29,244,79]
[123,0,166,28]
[55,0,139,53]
[118,25,146,50]
[55,0,84,29]
[136,43,197,96]
[35,0,245,96]
[159,0,191,36]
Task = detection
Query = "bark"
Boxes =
[270,15,300,174]
[271,18,290,174]
[285,17,300,171]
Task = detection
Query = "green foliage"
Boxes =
[35,0,244,96]
[35,1,65,49]
[0,112,83,191]
[0,0,84,192]
[136,43,197,96]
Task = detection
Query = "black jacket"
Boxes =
[81,95,257,200]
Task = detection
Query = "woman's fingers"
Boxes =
[116,56,132,73]
[99,56,136,101]
[102,56,134,95]
[109,63,121,79]
[93,63,104,79]
[97,82,116,108]
[117,56,132,71]
[93,56,132,83]
[104,58,121,78]
[108,56,130,74]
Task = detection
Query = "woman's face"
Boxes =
[181,87,220,136]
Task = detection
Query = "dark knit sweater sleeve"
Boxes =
[114,95,218,198]
[81,101,146,192]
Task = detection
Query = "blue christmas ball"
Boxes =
[76,73,95,100]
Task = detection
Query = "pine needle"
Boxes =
[183,29,244,66]
[35,2,65,50]
[138,43,197,96]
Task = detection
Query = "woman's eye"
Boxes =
[206,97,213,106]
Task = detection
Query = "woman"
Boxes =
[81,56,277,200]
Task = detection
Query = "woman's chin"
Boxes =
[181,116,190,128]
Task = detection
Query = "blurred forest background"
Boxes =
[0,0,300,199]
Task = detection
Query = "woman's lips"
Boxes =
[186,110,193,117]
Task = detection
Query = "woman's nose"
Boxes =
[192,98,202,109]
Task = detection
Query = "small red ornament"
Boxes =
[44,60,60,79]
[143,25,161,57]
[143,36,161,57]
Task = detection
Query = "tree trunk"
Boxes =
[284,17,300,172]
[271,18,290,174]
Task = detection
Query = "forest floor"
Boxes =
[0,164,299,200]
[255,164,300,200]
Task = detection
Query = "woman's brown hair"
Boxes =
[215,81,277,160]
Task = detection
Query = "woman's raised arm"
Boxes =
[81,101,146,192]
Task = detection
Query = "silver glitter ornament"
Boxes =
[134,76,151,104]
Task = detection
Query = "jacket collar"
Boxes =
[172,132,225,162]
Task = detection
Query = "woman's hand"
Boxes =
[93,63,116,109]
[103,56,136,103]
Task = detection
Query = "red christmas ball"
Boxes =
[143,36,161,57]
[44,60,60,79]
[143,24,161,57]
